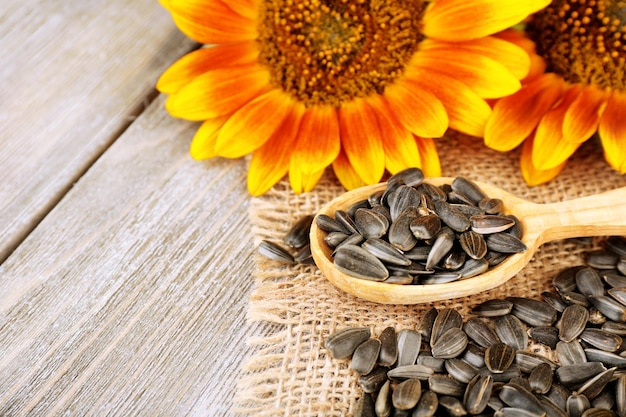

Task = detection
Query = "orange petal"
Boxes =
[423,0,550,41]
[406,70,492,137]
[247,103,305,196]
[332,149,368,191]
[416,137,442,177]
[221,0,259,19]
[157,42,259,94]
[599,90,626,173]
[166,0,257,44]
[338,99,385,184]
[532,85,583,169]
[291,106,341,176]
[521,136,567,186]
[485,73,565,152]
[492,30,547,82]
[189,116,229,160]
[413,47,521,99]
[289,161,326,194]
[368,96,422,174]
[384,80,448,138]
[563,84,608,144]
[165,64,270,120]
[215,89,293,158]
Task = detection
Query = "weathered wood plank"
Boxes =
[0,0,195,262]
[0,96,265,416]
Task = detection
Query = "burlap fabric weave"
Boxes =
[234,134,626,416]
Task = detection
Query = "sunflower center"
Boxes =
[257,0,426,107]
[527,0,626,90]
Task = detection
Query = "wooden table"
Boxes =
[1,2,267,415]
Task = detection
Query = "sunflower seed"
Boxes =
[581,407,619,416]
[601,321,626,335]
[347,199,370,218]
[451,176,487,205]
[556,362,607,387]
[362,238,411,266]
[392,378,422,410]
[397,329,422,366]
[410,213,441,240]
[577,367,616,400]
[589,295,626,322]
[431,308,463,346]
[316,213,349,233]
[499,382,546,415]
[485,343,516,373]
[417,182,447,202]
[293,244,314,264]
[561,291,591,307]
[470,215,515,234]
[331,232,364,256]
[438,394,468,416]
[567,393,591,417]
[417,307,438,341]
[355,393,376,417]
[542,291,569,313]
[351,338,382,375]
[257,240,296,263]
[479,197,504,214]
[334,209,359,234]
[429,374,466,397]
[606,237,626,256]
[586,250,620,270]
[580,328,622,352]
[459,230,488,260]
[387,364,435,381]
[354,208,390,239]
[464,374,493,415]
[378,326,397,367]
[375,380,392,417]
[616,375,626,417]
[442,250,466,270]
[418,355,446,373]
[576,267,605,297]
[324,231,350,248]
[607,287,626,306]
[529,326,560,350]
[495,314,528,351]
[464,317,500,348]
[333,244,389,281]
[487,233,528,253]
[556,340,587,366]
[389,167,425,187]
[431,327,468,359]
[472,299,514,317]
[415,390,439,417]
[559,304,590,342]
[359,366,389,393]
[508,297,558,327]
[445,359,478,384]
[388,207,419,251]
[388,185,421,222]
[462,343,487,369]
[426,227,455,270]
[584,348,626,368]
[434,200,471,233]
[284,214,314,248]
[553,266,584,293]
[515,351,559,373]
[325,327,371,359]
[529,363,553,395]
[602,271,626,288]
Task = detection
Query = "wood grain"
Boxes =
[0,0,196,262]
[0,96,266,415]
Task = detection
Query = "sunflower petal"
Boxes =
[157,42,259,94]
[413,47,521,99]
[423,0,551,41]
[338,99,385,184]
[384,80,448,138]
[485,73,565,152]
[216,89,293,158]
[599,90,626,173]
[521,136,567,186]
[406,70,492,137]
[247,103,305,196]
[189,117,229,160]
[416,137,442,177]
[165,64,271,121]
[289,161,326,194]
[368,96,421,174]
[332,149,368,190]
[291,106,341,176]
[563,84,608,144]
[166,0,257,44]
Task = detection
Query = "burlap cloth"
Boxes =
[233,133,626,416]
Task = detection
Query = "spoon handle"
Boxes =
[515,186,626,246]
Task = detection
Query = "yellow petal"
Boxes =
[157,42,259,94]
[599,90,626,173]
[332,149,368,191]
[339,99,385,184]
[216,89,293,158]
[247,103,305,196]
[384,80,448,138]
[165,64,270,121]
[521,137,567,186]
[423,0,551,41]
[290,106,341,175]
[406,70,492,137]
[416,137,442,177]
[413,46,521,99]
[563,84,608,144]
[485,73,565,152]
[189,117,229,160]
[368,96,422,174]
[289,160,326,194]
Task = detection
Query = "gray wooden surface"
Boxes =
[0,1,265,415]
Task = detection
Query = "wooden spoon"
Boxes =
[310,178,626,304]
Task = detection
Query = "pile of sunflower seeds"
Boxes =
[257,214,315,265]
[316,168,526,284]
[325,237,626,416]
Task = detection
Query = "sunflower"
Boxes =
[485,0,626,185]
[158,0,548,195]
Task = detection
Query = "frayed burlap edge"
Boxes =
[234,134,626,416]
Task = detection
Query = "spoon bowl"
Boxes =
[310,178,626,304]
